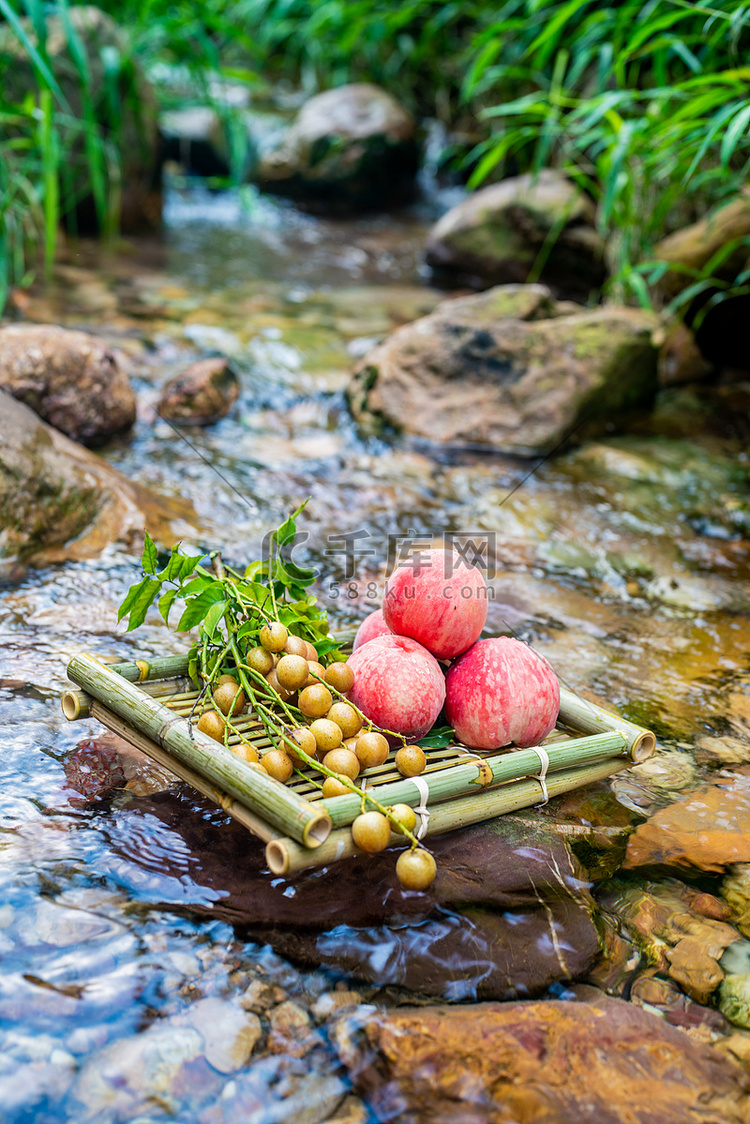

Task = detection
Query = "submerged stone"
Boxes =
[157,356,239,425]
[333,995,750,1123]
[623,774,750,874]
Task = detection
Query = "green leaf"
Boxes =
[122,579,162,632]
[202,599,228,640]
[273,498,310,547]
[176,583,227,632]
[118,575,159,622]
[721,102,750,168]
[141,532,159,576]
[158,587,179,625]
[417,726,457,749]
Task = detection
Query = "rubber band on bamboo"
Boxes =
[411,775,431,840]
[532,746,550,804]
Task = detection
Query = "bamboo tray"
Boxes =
[62,650,656,876]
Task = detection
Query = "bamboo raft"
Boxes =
[62,650,656,876]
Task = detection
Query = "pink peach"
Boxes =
[347,633,446,741]
[445,637,560,750]
[383,548,487,660]
[352,608,391,650]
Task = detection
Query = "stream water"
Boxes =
[1,175,750,1121]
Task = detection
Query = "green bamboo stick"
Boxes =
[67,653,331,849]
[109,654,192,683]
[558,687,655,762]
[266,755,627,876]
[321,730,627,828]
[90,701,278,844]
[62,677,196,722]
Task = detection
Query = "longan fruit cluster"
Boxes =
[194,620,436,890]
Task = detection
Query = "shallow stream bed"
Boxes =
[2,180,750,1122]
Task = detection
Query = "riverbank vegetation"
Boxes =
[1,0,750,311]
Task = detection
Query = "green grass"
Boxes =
[2,0,750,315]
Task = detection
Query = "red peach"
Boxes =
[347,634,446,741]
[383,548,487,660]
[352,608,391,651]
[445,637,560,750]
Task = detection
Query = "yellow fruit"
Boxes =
[390,804,417,835]
[322,775,350,798]
[354,731,389,769]
[262,749,293,783]
[197,710,226,742]
[260,622,288,652]
[310,718,343,753]
[322,747,360,780]
[326,702,362,740]
[395,744,426,777]
[325,662,355,693]
[396,848,437,891]
[299,683,333,718]
[212,682,246,717]
[276,654,310,691]
[352,811,391,854]
[285,726,316,765]
[247,646,274,675]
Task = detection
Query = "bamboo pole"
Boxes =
[558,687,655,762]
[322,730,627,828]
[67,653,330,849]
[90,701,277,843]
[266,755,627,876]
[62,678,199,722]
[108,654,192,683]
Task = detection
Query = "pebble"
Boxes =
[240,977,288,1013]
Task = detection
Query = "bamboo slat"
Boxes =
[266,755,627,875]
[67,653,330,849]
[321,730,628,827]
[558,687,655,762]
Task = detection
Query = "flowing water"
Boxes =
[2,175,750,1121]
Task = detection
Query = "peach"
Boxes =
[347,634,445,741]
[383,548,487,660]
[445,637,560,750]
[352,608,391,650]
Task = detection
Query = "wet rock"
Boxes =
[654,189,750,301]
[629,972,730,1033]
[177,997,261,1073]
[161,107,230,178]
[157,357,240,425]
[0,7,161,232]
[658,321,713,387]
[0,390,196,566]
[72,1024,205,1118]
[695,737,749,768]
[720,943,750,1029]
[312,990,362,1022]
[349,286,658,455]
[722,865,750,939]
[623,774,750,873]
[268,999,316,1056]
[0,324,136,444]
[258,84,417,214]
[239,977,288,1014]
[334,996,750,1124]
[102,793,600,1001]
[601,880,739,1006]
[425,170,605,298]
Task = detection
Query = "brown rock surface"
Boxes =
[258,83,417,213]
[425,170,605,298]
[654,191,750,300]
[658,321,713,386]
[334,997,750,1123]
[62,764,601,1001]
[349,286,658,455]
[158,357,239,425]
[0,389,194,565]
[0,324,136,443]
[623,775,750,873]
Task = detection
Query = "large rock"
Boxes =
[0,390,193,567]
[64,761,600,1001]
[348,284,659,455]
[0,6,161,232]
[334,996,750,1123]
[654,190,750,301]
[623,774,750,874]
[258,83,418,214]
[425,170,606,298]
[157,357,239,425]
[0,324,136,444]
